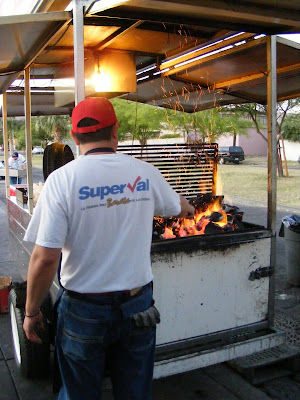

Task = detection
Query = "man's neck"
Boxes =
[80,141,117,155]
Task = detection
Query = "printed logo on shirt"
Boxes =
[78,176,149,200]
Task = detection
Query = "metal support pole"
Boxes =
[24,68,34,215]
[2,93,10,198]
[73,0,89,157]
[267,35,277,325]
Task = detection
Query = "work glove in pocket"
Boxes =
[132,305,161,329]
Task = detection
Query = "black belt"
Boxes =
[65,283,151,301]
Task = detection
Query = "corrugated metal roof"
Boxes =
[0,2,299,115]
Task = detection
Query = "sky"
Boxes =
[278,34,300,44]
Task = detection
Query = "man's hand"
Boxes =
[23,311,44,344]
[176,195,195,219]
[23,244,61,344]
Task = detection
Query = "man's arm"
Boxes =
[176,195,195,219]
[23,244,61,344]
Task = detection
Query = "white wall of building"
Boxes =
[281,141,300,161]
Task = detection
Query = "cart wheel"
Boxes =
[8,289,51,378]
[219,157,225,164]
[43,142,74,181]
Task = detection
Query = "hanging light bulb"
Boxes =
[93,55,102,92]
[93,67,102,92]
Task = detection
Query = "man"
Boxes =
[8,151,26,184]
[23,97,195,400]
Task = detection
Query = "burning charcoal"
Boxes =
[196,215,209,231]
[235,221,245,230]
[224,204,239,214]
[222,225,234,233]
[209,212,224,223]
[192,194,213,209]
[160,227,176,239]
[178,229,188,237]
[234,212,244,222]
[227,214,233,223]
[204,222,224,235]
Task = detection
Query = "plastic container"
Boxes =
[0,276,12,313]
[284,225,300,286]
[279,215,300,286]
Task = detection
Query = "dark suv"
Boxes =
[218,146,245,164]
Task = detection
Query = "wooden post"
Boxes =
[24,68,34,214]
[267,35,277,326]
[2,93,10,197]
[281,138,289,177]
[73,0,89,158]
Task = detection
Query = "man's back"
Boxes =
[25,152,180,293]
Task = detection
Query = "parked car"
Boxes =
[32,146,44,155]
[218,146,245,164]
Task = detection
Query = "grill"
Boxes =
[118,142,279,370]
[118,143,218,198]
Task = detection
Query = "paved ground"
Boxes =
[1,173,300,399]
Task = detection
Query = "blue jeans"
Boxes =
[10,176,22,184]
[56,284,156,400]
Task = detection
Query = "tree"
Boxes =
[164,107,252,144]
[34,115,71,144]
[224,99,300,176]
[111,99,164,146]
[223,113,252,145]
[282,113,300,142]
[4,118,24,151]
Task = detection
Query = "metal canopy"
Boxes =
[93,0,300,35]
[122,35,300,112]
[0,1,299,115]
[0,11,71,95]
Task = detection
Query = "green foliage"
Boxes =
[111,99,165,145]
[161,107,252,142]
[160,133,181,138]
[34,115,71,143]
[282,113,300,142]
[0,115,71,150]
[223,113,252,137]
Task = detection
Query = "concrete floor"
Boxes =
[1,176,300,399]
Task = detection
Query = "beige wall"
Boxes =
[218,128,268,156]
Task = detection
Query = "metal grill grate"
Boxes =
[274,311,300,348]
[118,143,218,198]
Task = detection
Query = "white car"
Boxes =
[32,146,44,155]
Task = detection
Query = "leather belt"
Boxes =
[67,286,143,298]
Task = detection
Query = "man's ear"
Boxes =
[70,131,80,146]
[112,122,119,140]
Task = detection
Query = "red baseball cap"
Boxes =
[71,97,118,134]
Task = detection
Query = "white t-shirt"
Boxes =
[24,153,181,293]
[8,154,25,170]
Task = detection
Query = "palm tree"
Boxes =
[34,115,71,144]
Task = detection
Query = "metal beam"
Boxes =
[161,32,256,71]
[73,0,86,106]
[266,35,277,327]
[0,11,71,25]
[24,68,34,215]
[162,37,266,77]
[73,0,88,157]
[2,93,10,197]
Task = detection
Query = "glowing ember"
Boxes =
[154,194,243,240]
